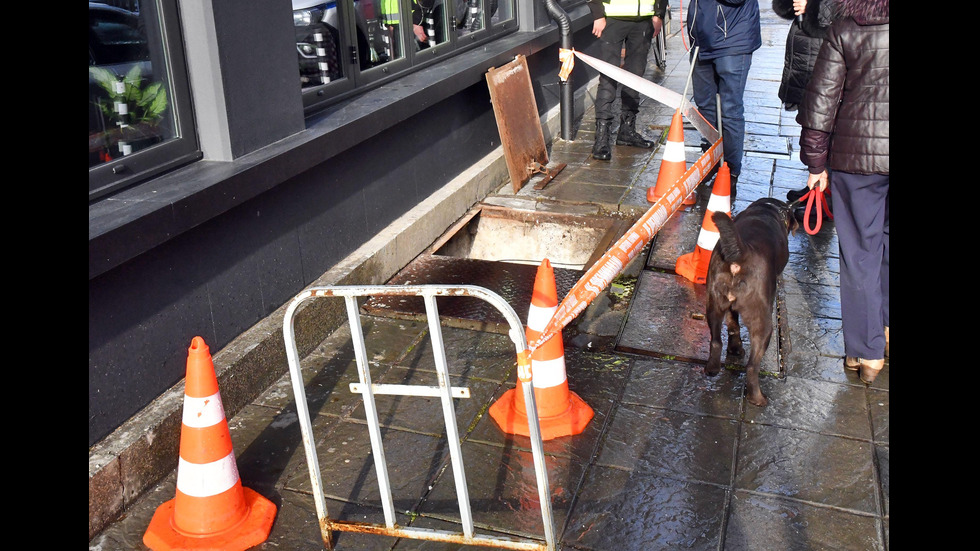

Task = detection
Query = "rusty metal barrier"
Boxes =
[283,285,556,550]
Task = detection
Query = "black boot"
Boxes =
[592,120,612,160]
[730,174,738,202]
[615,113,654,148]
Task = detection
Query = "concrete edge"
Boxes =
[88,78,599,541]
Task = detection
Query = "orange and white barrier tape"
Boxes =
[556,48,719,143]
[529,138,724,352]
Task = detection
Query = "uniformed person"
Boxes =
[586,0,667,161]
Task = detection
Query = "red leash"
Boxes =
[801,188,833,235]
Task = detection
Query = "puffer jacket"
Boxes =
[773,0,839,105]
[686,0,761,60]
[797,0,888,175]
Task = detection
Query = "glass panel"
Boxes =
[415,0,449,49]
[355,0,406,69]
[455,0,484,35]
[490,0,510,26]
[88,1,176,168]
[294,1,346,89]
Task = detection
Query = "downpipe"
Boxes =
[543,0,573,140]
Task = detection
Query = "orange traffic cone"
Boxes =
[675,161,733,284]
[647,108,696,206]
[144,337,277,551]
[488,259,594,440]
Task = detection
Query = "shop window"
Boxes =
[88,0,198,200]
[295,0,516,113]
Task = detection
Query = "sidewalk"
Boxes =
[89,5,888,550]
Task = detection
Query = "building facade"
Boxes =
[89,0,599,448]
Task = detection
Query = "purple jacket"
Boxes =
[797,0,889,175]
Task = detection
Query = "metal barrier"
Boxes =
[283,285,557,550]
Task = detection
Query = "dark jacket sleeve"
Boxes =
[799,128,831,174]
[655,0,667,19]
[796,25,845,173]
[772,0,796,19]
[587,0,606,20]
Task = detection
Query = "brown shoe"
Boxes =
[844,356,861,371]
[858,358,885,384]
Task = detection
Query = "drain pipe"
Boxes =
[543,0,573,140]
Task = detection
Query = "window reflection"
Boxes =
[353,0,402,67]
[88,1,176,168]
[294,1,345,88]
[416,0,448,49]
[455,0,499,35]
[295,0,516,111]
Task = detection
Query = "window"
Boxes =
[294,0,517,113]
[88,0,199,200]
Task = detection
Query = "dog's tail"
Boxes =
[711,211,744,264]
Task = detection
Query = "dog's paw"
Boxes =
[727,342,744,357]
[746,392,768,407]
[705,357,722,376]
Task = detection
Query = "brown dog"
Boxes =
[704,198,798,407]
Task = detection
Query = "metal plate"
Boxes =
[486,55,549,193]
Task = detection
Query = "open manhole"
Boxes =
[363,204,634,332]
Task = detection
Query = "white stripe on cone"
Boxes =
[176,452,241,497]
[707,192,730,214]
[526,302,553,333]
[181,392,226,428]
[662,139,685,162]
[529,356,567,388]
[697,229,720,250]
[527,299,568,389]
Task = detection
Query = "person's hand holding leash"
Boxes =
[806,169,828,192]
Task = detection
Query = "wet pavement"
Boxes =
[90,4,888,550]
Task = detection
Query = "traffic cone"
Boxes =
[675,162,733,284]
[488,259,594,440]
[144,337,277,551]
[647,108,696,206]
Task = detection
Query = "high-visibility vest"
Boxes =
[381,0,422,25]
[381,0,400,25]
[603,0,657,18]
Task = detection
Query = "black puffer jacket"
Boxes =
[773,0,839,105]
[797,0,888,175]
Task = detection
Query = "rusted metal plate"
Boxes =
[531,162,567,190]
[486,55,549,193]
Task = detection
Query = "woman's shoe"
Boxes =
[844,356,861,371]
[859,358,885,384]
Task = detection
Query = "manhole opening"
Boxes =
[362,204,635,331]
[427,204,629,270]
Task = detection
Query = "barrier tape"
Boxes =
[556,48,719,143]
[516,350,533,383]
[529,138,724,353]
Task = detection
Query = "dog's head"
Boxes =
[750,197,799,236]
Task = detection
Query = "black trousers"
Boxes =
[594,17,654,122]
